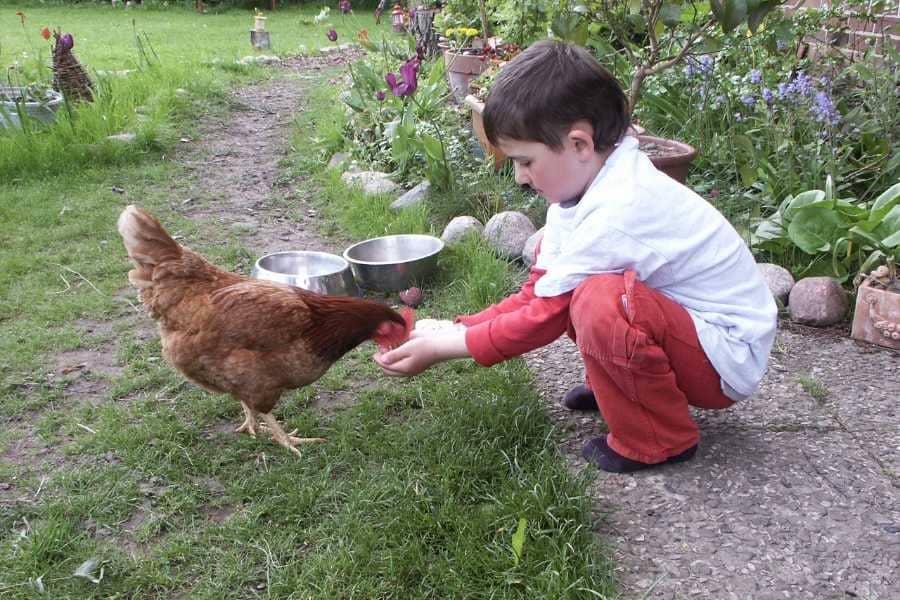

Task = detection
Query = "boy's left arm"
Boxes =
[374,293,571,376]
[464,292,572,366]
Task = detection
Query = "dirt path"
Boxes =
[176,52,362,258]
[526,323,899,599]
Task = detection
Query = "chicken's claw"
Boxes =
[259,412,326,456]
[235,402,259,437]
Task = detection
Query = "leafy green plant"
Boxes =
[342,37,457,190]
[753,178,900,281]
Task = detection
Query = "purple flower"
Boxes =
[792,71,813,96]
[375,90,386,102]
[60,32,74,51]
[761,88,774,104]
[749,69,762,84]
[339,0,351,14]
[741,94,756,106]
[777,82,791,99]
[776,39,787,51]
[698,55,714,76]
[326,28,338,42]
[385,57,420,97]
[819,75,830,87]
[683,61,696,77]
[812,91,840,126]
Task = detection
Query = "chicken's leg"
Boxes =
[234,401,260,436]
[258,412,326,456]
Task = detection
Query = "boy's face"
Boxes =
[497,124,604,204]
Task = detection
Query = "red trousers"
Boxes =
[569,272,733,464]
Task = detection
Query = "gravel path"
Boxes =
[525,323,899,599]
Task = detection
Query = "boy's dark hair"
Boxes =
[483,40,629,152]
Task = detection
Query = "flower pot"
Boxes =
[637,135,698,184]
[850,280,900,350]
[443,49,488,102]
[464,95,506,170]
[0,86,64,130]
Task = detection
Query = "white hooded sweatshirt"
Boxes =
[534,136,777,399]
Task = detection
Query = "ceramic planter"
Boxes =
[463,95,506,170]
[850,280,900,350]
[0,86,64,130]
[443,49,488,102]
[637,135,698,184]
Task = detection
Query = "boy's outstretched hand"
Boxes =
[374,324,469,376]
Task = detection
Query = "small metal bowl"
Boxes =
[343,234,444,292]
[251,251,359,296]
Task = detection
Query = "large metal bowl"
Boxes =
[343,234,444,292]
[251,251,359,296]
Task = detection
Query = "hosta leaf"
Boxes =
[873,205,900,244]
[783,190,825,222]
[871,181,900,216]
[787,207,846,254]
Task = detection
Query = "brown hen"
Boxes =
[117,205,411,455]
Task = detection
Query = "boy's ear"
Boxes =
[567,123,596,158]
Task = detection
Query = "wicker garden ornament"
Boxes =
[52,31,94,103]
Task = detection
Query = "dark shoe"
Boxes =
[581,435,697,473]
[562,384,598,411]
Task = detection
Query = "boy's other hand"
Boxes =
[374,330,470,376]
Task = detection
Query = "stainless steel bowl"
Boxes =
[251,251,359,296]
[343,234,444,292]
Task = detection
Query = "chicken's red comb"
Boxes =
[400,306,415,334]
[375,307,415,353]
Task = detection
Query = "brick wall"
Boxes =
[783,0,899,59]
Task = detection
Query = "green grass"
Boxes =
[1,6,617,598]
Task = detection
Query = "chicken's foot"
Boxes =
[258,412,326,456]
[234,402,259,437]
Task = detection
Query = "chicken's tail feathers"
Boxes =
[117,205,182,286]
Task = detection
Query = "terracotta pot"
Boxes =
[637,134,698,184]
[464,95,506,170]
[850,280,900,349]
[443,50,488,102]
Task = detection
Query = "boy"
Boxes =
[375,40,777,473]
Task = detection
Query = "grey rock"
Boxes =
[327,152,349,170]
[758,263,795,306]
[441,216,483,245]
[239,55,281,65]
[483,211,536,259]
[521,227,544,268]
[789,277,849,326]
[320,43,357,54]
[391,180,431,210]
[107,132,137,144]
[229,221,255,235]
[340,170,399,196]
